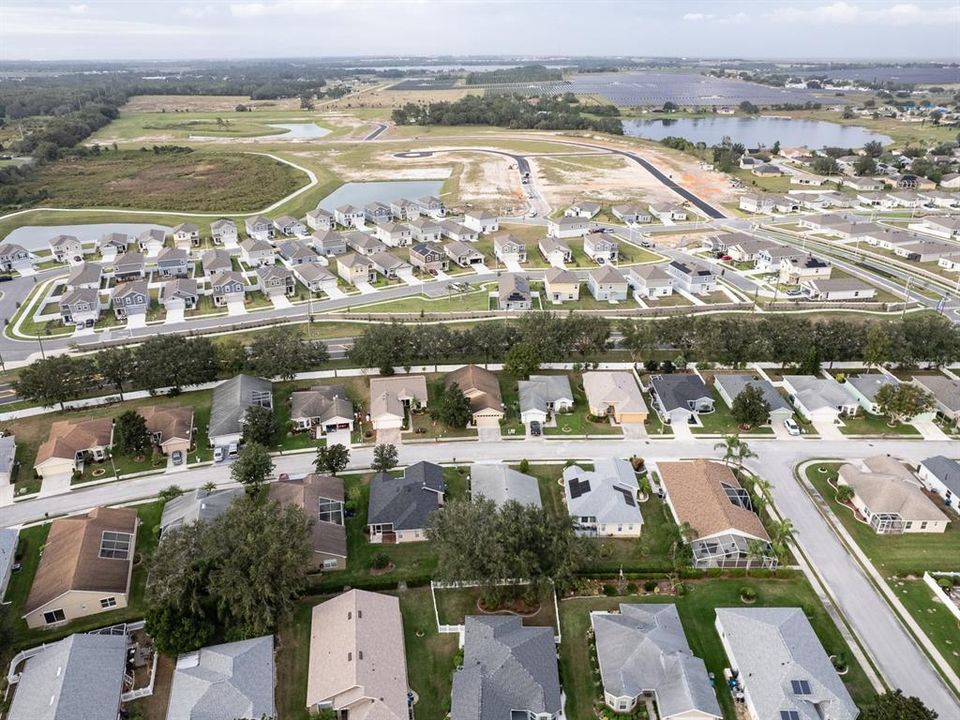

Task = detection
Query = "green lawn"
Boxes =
[890,577,960,677]
[691,387,773,435]
[275,600,314,720]
[559,578,875,720]
[838,412,921,437]
[543,375,622,436]
[805,464,960,574]
[434,584,558,634]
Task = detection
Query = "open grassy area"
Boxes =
[838,412,921,436]
[542,375,623,437]
[559,577,875,720]
[890,577,960,677]
[805,463,960,574]
[434,584,559,633]
[14,149,307,212]
[691,386,774,436]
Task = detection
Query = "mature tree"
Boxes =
[813,156,839,174]
[662,101,678,112]
[314,442,350,475]
[214,339,247,375]
[242,404,277,445]
[504,341,541,379]
[861,690,937,720]
[14,355,91,410]
[863,140,884,158]
[619,319,657,361]
[248,327,328,380]
[134,335,218,393]
[853,155,878,176]
[95,346,135,400]
[113,410,151,455]
[372,443,398,473]
[836,484,854,504]
[427,496,504,592]
[874,383,935,426]
[431,382,472,428]
[863,324,891,370]
[731,385,771,428]
[230,442,274,496]
[769,519,796,560]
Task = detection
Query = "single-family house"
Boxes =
[416,195,446,219]
[97,232,132,255]
[497,272,531,310]
[59,288,102,326]
[547,215,592,239]
[844,374,901,415]
[452,616,562,720]
[612,203,652,224]
[390,198,420,221]
[752,163,782,177]
[113,251,145,281]
[210,271,247,307]
[666,260,716,294]
[210,218,238,245]
[370,250,413,279]
[649,203,688,221]
[445,240,484,267]
[918,216,960,239]
[446,364,504,426]
[7,633,127,720]
[782,375,859,423]
[518,373,574,426]
[159,487,243,536]
[66,262,102,290]
[367,461,445,543]
[470,464,542,508]
[563,458,643,537]
[293,263,338,294]
[843,176,885,192]
[582,371,648,424]
[269,474,347,570]
[625,264,674,300]
[0,435,16,489]
[155,247,191,278]
[917,456,960,509]
[583,232,619,263]
[538,237,573,265]
[274,214,307,237]
[137,228,166,255]
[493,233,526,263]
[110,280,149,320]
[305,207,335,232]
[49,234,85,263]
[894,239,957,262]
[336,253,376,285]
[166,636,275,720]
[278,239,320,265]
[715,608,859,720]
[307,590,410,718]
[244,215,274,241]
[780,254,831,285]
[941,172,960,189]
[800,278,877,301]
[885,191,923,208]
[912,375,960,426]
[239,238,276,267]
[838,458,948,534]
[374,220,414,247]
[542,267,580,303]
[591,604,722,719]
[464,210,499,233]
[756,245,804,272]
[289,384,354,437]
[171,222,200,249]
[334,204,365,229]
[410,217,443,243]
[649,374,714,424]
[201,248,232,277]
[658,460,775,569]
[441,220,479,243]
[310,229,348,257]
[739,194,777,214]
[714,374,793,426]
[566,199,601,219]
[588,264,628,301]
[364,202,393,224]
[724,236,776,263]
[369,375,428,431]
[256,265,295,296]
[34,417,113,478]
[344,231,386,257]
[409,242,448,274]
[139,405,193,457]
[208,374,273,448]
[23,506,138,628]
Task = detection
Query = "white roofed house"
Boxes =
[493,233,526,263]
[588,264,628,302]
[563,458,643,537]
[110,280,150,320]
[274,214,307,237]
[543,267,580,303]
[305,206,335,232]
[210,271,247,307]
[612,203,652,224]
[566,199,601,218]
[210,218,238,246]
[471,464,542,508]
[547,215,592,239]
[256,265,295,296]
[464,209,499,233]
[334,204,365,229]
[171,222,200,250]
[336,253,376,286]
[410,216,443,243]
[782,375,859,423]
[441,220,479,243]
[666,259,716,294]
[239,238,276,267]
[293,263,338,294]
[374,219,414,247]
[518,373,574,426]
[137,227,166,255]
[918,215,960,239]
[278,239,320,266]
[244,214,274,241]
[49,234,86,263]
[538,237,573,266]
[583,231,619,263]
[739,194,777,214]
[626,264,674,300]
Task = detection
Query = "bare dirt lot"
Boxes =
[122,95,302,112]
[323,87,481,111]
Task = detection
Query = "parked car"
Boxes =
[171,450,183,466]
[530,421,542,437]
[784,418,802,436]
[214,447,225,462]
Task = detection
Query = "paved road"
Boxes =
[2,435,957,715]
[364,122,389,141]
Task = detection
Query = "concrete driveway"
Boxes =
[325,287,347,299]
[227,299,247,316]
[356,282,377,295]
[126,314,147,329]
[621,422,647,439]
[477,425,502,442]
[503,259,523,273]
[270,295,293,309]
[164,307,185,324]
[814,419,845,439]
[376,427,402,446]
[401,275,421,287]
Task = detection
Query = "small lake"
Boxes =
[264,123,331,139]
[4,222,170,252]
[622,116,891,149]
[318,180,446,211]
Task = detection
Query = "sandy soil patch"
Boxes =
[122,95,301,112]
[530,154,677,209]
[324,87,480,111]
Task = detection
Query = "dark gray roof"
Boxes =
[913,375,960,412]
[846,374,898,404]
[650,374,711,412]
[160,487,244,535]
[66,262,102,287]
[593,604,721,719]
[367,462,444,531]
[0,434,15,475]
[8,633,127,720]
[714,374,791,413]
[452,615,561,720]
[0,527,17,600]
[166,635,275,720]
[921,456,960,495]
[209,374,272,440]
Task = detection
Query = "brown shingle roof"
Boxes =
[268,474,347,559]
[658,460,769,542]
[139,405,193,443]
[446,364,502,413]
[35,418,113,466]
[25,506,138,614]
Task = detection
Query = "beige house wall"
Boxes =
[25,589,129,629]
[34,457,76,479]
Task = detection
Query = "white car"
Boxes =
[213,447,225,462]
[784,418,802,436]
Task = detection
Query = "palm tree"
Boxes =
[733,439,757,475]
[202,480,217,493]
[745,538,767,576]
[714,434,741,467]
[750,476,772,515]
[770,519,797,561]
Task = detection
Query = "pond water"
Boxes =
[622,116,891,149]
[4,222,170,252]
[318,180,446,211]
[263,123,331,139]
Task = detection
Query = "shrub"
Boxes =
[938,577,954,590]
[625,582,637,595]
[740,586,757,601]
[370,552,391,570]
[602,584,618,597]
[674,582,687,596]
[643,579,658,592]
[519,458,529,473]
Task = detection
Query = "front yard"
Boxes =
[690,386,774,436]
[889,577,960,677]
[543,373,623,437]
[838,412,921,437]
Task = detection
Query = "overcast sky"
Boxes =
[1,0,958,62]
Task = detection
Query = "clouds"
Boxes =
[683,1,960,27]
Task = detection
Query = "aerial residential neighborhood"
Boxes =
[1,5,960,720]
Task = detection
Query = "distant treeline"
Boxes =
[465,65,564,85]
[390,93,622,134]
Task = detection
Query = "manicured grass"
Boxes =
[337,285,493,314]
[891,577,960,677]
[2,524,49,610]
[543,376,622,436]
[434,584,558,632]
[805,464,960,574]
[275,599,314,720]
[399,586,459,720]
[839,412,921,436]
[559,577,875,720]
[14,150,307,212]
[691,386,774,435]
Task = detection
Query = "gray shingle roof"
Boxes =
[0,433,15,475]
[452,615,561,720]
[921,455,960,495]
[0,527,18,601]
[160,487,244,535]
[209,375,272,441]
[367,462,444,530]
[165,635,275,720]
[913,375,960,412]
[563,458,642,526]
[846,374,898,404]
[592,604,721,719]
[783,375,855,412]
[470,465,542,508]
[8,633,127,720]
[518,374,574,416]
[714,374,791,413]
[650,374,711,412]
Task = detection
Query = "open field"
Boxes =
[778,108,960,147]
[121,95,303,113]
[13,150,307,212]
